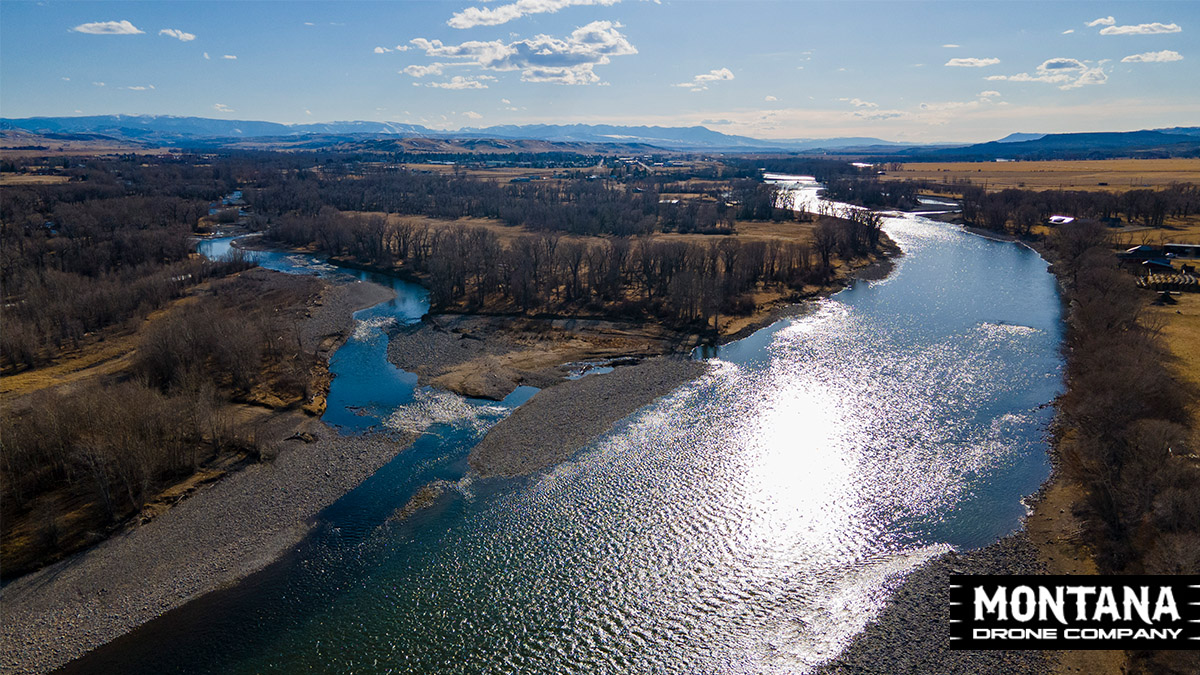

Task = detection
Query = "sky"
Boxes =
[0,0,1196,143]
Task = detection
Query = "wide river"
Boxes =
[64,188,1063,673]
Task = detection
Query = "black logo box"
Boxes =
[949,575,1200,650]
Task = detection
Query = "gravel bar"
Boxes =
[816,532,1058,675]
[470,356,707,477]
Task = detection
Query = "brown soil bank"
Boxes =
[387,313,693,400]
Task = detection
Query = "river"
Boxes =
[62,198,1063,673]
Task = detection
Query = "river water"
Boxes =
[64,202,1062,673]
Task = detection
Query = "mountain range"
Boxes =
[0,115,911,151]
[2,115,1199,159]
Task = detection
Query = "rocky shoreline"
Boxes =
[817,532,1058,674]
[0,277,409,675]
[470,356,708,477]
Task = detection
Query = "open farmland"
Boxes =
[883,158,1200,192]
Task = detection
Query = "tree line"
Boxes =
[1047,220,1198,674]
[955,182,1200,236]
[269,207,883,329]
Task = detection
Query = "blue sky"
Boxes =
[1,1,1196,142]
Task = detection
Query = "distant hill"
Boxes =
[886,130,1200,161]
[994,132,1045,143]
[0,115,911,152]
[2,115,1197,158]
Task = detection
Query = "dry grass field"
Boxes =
[883,159,1200,192]
[1145,293,1200,436]
[0,174,72,185]
[358,212,819,248]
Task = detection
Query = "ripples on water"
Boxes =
[79,214,1062,674]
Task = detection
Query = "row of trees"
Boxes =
[1048,221,1198,674]
[242,165,788,236]
[270,209,882,329]
[958,183,1200,235]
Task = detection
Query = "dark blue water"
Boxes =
[65,215,1063,674]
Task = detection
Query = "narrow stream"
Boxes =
[62,205,1063,673]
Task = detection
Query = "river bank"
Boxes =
[0,276,407,675]
[816,532,1055,674]
[469,356,708,477]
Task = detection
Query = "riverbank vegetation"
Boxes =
[0,153,370,577]
[0,269,330,579]
[268,206,885,334]
[1048,222,1199,675]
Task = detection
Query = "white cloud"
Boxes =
[1100,22,1182,36]
[403,63,446,77]
[501,98,512,104]
[978,90,1001,98]
[986,57,1107,90]
[674,67,734,91]
[410,20,636,85]
[1122,50,1184,63]
[213,103,235,113]
[159,28,195,42]
[374,46,392,54]
[71,20,143,35]
[305,109,313,116]
[839,97,878,108]
[1041,57,1087,70]
[942,44,960,48]
[394,45,410,52]
[203,52,211,60]
[764,95,778,101]
[61,77,70,81]
[92,81,106,87]
[463,111,483,119]
[945,57,1000,67]
[123,85,155,90]
[448,0,621,30]
[1086,16,1115,27]
[425,75,495,89]
[1062,29,1075,35]
[223,54,237,60]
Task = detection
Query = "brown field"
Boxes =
[883,159,1200,192]
[404,163,577,179]
[1145,293,1200,439]
[358,212,819,249]
[1105,217,1200,247]
[0,174,72,185]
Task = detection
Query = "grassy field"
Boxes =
[1145,293,1200,439]
[883,158,1200,192]
[0,174,72,185]
[360,212,820,247]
